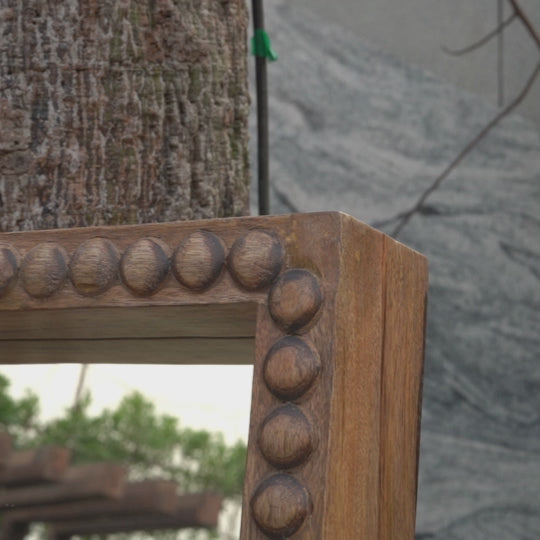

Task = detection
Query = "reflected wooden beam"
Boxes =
[46,492,223,539]
[0,446,70,487]
[0,480,178,540]
[0,463,127,507]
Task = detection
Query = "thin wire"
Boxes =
[252,0,270,215]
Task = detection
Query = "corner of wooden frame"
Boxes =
[0,212,427,540]
[241,213,427,540]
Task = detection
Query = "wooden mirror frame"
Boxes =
[0,211,427,540]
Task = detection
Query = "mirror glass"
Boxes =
[0,363,253,540]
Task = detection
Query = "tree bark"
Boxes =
[0,0,250,231]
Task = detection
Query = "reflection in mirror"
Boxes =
[0,363,253,540]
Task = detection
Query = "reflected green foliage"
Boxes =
[0,374,246,539]
[0,374,40,445]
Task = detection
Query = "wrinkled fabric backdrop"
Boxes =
[249,2,540,538]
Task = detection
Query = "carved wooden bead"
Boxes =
[258,404,315,468]
[251,474,311,538]
[20,243,68,298]
[120,238,170,296]
[0,244,19,297]
[264,336,321,400]
[268,269,323,333]
[228,230,283,290]
[69,238,119,296]
[172,231,225,290]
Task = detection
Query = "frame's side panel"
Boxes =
[322,215,385,539]
[379,237,428,540]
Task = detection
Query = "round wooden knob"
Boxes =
[251,474,311,538]
[20,242,68,298]
[228,230,283,290]
[0,244,19,296]
[120,238,170,296]
[172,231,225,290]
[69,238,119,296]
[268,269,323,333]
[263,336,321,400]
[258,404,315,468]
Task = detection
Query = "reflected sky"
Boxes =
[1,364,253,445]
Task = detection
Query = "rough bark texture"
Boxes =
[0,0,250,231]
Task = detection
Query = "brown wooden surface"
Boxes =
[2,523,28,540]
[241,213,343,539]
[0,337,254,365]
[0,304,257,340]
[321,214,386,539]
[0,446,71,487]
[239,213,427,539]
[379,236,428,540]
[0,212,428,539]
[0,432,11,466]
[46,492,222,538]
[0,479,178,539]
[0,463,127,507]
[0,216,277,365]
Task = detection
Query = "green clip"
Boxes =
[251,29,278,61]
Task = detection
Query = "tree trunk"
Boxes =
[0,0,250,231]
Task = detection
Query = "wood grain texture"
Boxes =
[322,214,385,540]
[228,230,284,291]
[0,216,281,312]
[379,235,428,540]
[20,243,69,298]
[0,304,257,340]
[257,404,316,469]
[172,231,226,290]
[262,336,321,401]
[69,237,120,296]
[0,212,427,539]
[240,213,427,539]
[119,237,171,296]
[250,473,312,537]
[241,213,345,540]
[268,269,323,333]
[0,337,254,365]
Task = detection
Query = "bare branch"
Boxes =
[391,59,540,238]
[73,364,89,410]
[389,0,540,238]
[497,0,505,106]
[508,0,540,50]
[442,13,517,57]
